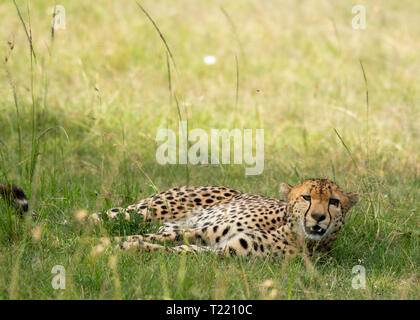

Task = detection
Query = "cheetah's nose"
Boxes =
[311,212,326,222]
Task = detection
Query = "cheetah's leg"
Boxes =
[89,207,131,223]
[109,229,206,247]
[89,203,159,225]
[213,231,298,258]
[117,230,297,259]
[141,229,208,244]
[118,238,170,252]
[119,238,213,254]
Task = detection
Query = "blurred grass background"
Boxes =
[0,0,418,299]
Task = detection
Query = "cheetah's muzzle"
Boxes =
[306,224,326,237]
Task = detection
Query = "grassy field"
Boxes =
[0,0,419,299]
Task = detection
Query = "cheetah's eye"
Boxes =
[302,195,311,201]
[329,198,340,206]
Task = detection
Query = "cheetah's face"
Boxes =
[280,179,359,241]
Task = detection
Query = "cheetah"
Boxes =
[0,183,28,217]
[93,179,359,259]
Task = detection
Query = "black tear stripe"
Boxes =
[303,199,312,228]
[326,204,332,231]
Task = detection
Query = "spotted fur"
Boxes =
[94,179,359,259]
[0,183,28,216]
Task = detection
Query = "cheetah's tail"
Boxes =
[0,183,28,217]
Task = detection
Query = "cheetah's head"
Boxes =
[280,179,359,242]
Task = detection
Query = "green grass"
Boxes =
[0,0,419,299]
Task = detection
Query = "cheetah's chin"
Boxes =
[303,224,327,241]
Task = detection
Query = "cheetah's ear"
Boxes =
[280,183,293,200]
[346,192,359,209]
